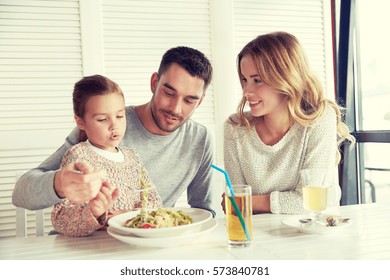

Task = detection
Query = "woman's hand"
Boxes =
[252,194,271,214]
[222,192,271,215]
[221,192,226,214]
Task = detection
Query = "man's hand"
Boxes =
[54,160,106,204]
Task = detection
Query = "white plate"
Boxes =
[107,207,212,238]
[108,218,218,248]
[281,215,352,235]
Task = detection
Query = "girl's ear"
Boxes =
[74,115,86,130]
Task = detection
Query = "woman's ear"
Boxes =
[74,115,86,130]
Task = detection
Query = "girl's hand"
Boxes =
[107,209,130,220]
[88,182,119,218]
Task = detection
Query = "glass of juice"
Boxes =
[225,184,253,247]
[301,169,332,225]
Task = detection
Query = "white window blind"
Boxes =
[0,0,83,237]
[101,0,215,128]
[233,0,332,100]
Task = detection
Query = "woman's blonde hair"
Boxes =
[232,31,354,162]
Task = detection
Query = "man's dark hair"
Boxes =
[158,46,213,90]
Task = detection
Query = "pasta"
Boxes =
[124,208,192,229]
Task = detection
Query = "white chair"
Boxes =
[16,207,45,237]
[15,172,46,237]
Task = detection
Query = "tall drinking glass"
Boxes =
[301,169,331,225]
[225,184,253,247]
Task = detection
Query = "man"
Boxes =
[12,46,215,216]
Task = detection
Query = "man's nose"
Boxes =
[169,98,182,115]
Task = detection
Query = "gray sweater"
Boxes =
[12,106,215,216]
[224,106,340,214]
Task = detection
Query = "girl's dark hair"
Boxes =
[73,74,124,142]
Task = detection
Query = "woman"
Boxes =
[224,32,355,215]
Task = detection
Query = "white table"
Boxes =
[1,203,390,260]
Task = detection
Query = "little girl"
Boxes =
[51,75,162,237]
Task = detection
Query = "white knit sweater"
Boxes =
[224,106,341,214]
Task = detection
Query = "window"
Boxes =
[335,0,390,205]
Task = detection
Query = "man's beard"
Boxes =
[150,105,184,133]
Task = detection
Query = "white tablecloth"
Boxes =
[1,203,390,260]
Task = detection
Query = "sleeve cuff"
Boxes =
[43,171,63,204]
[269,191,281,214]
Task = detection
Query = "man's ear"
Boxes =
[150,72,159,94]
[74,115,86,130]
[196,92,206,108]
